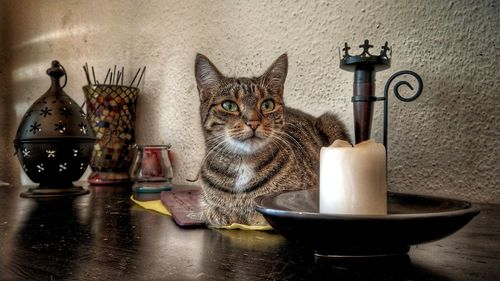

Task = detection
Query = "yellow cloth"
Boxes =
[214,223,272,231]
[130,196,273,231]
[131,196,171,216]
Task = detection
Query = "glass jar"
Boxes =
[129,144,173,192]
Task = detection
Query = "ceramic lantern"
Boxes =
[14,60,96,198]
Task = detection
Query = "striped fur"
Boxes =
[195,53,349,226]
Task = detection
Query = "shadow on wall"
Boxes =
[0,1,142,186]
[0,1,18,185]
[0,3,100,186]
[0,2,65,185]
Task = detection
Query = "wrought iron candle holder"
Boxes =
[253,42,478,257]
[340,40,423,150]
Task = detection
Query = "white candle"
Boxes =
[319,139,387,215]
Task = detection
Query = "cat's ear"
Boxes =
[195,54,224,101]
[261,53,288,95]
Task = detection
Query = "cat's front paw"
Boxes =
[203,207,232,227]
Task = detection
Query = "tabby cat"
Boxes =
[195,53,349,227]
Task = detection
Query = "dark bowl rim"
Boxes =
[254,190,480,221]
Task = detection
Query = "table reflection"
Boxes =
[12,198,92,280]
[0,184,494,281]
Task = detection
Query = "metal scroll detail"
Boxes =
[380,70,424,152]
[338,40,423,156]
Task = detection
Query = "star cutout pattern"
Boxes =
[59,107,72,117]
[79,122,88,134]
[46,150,56,158]
[40,107,53,117]
[59,163,67,172]
[22,148,31,158]
[29,122,41,134]
[36,164,45,173]
[54,121,67,134]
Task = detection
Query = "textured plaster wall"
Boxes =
[0,0,498,202]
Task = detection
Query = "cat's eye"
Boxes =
[261,99,275,112]
[221,101,239,112]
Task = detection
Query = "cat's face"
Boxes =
[195,54,288,155]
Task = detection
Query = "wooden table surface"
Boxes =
[0,183,499,281]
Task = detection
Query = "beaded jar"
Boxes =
[83,85,139,184]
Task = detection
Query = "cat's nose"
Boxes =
[246,121,260,131]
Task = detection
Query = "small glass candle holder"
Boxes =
[129,144,173,192]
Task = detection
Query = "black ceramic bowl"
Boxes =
[255,189,480,257]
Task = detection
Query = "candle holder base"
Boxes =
[20,185,89,198]
[255,189,479,257]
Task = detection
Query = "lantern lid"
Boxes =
[14,60,96,143]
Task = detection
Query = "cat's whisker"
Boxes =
[207,140,231,161]
[202,136,233,169]
[275,131,317,173]
[205,136,226,146]
[189,134,230,183]
[284,122,312,140]
[205,137,227,149]
[274,130,305,154]
[286,125,319,148]
[206,146,234,179]
[268,139,284,165]
[269,136,287,154]
[272,133,301,159]
[206,134,225,143]
[270,135,302,173]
